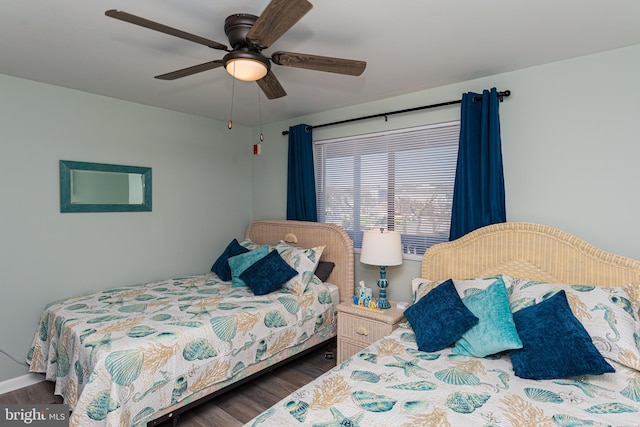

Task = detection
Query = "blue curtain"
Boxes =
[449,88,506,241]
[286,124,318,221]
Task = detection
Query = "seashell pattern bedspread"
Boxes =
[246,326,640,426]
[27,273,339,427]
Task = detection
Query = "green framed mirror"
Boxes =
[60,160,152,212]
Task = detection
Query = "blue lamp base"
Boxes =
[377,266,391,309]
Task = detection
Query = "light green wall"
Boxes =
[251,43,640,304]
[0,75,253,381]
[2,43,639,384]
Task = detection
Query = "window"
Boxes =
[315,122,459,258]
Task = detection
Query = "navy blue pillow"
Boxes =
[404,279,479,352]
[239,250,299,296]
[510,290,615,380]
[211,239,249,281]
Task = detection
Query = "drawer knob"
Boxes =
[356,326,369,336]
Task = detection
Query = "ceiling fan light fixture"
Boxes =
[224,51,270,81]
[106,0,366,100]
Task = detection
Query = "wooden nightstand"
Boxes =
[336,301,406,363]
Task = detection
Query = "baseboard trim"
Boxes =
[0,373,45,395]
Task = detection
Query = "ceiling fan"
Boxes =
[105,0,366,100]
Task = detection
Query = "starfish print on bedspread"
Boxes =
[84,333,121,363]
[187,307,212,319]
[313,407,364,427]
[384,355,428,377]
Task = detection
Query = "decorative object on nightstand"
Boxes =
[359,229,403,309]
[352,280,379,309]
[337,301,406,363]
[357,280,372,301]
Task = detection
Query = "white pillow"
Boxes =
[273,241,325,295]
[412,275,508,303]
[239,238,263,251]
[510,279,640,372]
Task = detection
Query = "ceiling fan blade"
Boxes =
[105,10,228,51]
[155,60,225,80]
[246,0,313,48]
[257,70,287,99]
[271,51,366,76]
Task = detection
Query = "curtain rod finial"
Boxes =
[498,90,511,102]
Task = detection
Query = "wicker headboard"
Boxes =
[246,220,354,302]
[422,222,640,288]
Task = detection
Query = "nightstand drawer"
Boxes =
[337,339,366,362]
[336,301,406,363]
[338,312,393,345]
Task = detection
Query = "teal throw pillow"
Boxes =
[211,238,249,281]
[452,277,523,357]
[404,279,479,352]
[228,245,269,288]
[510,290,615,379]
[240,250,299,296]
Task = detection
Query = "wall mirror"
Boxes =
[60,160,152,212]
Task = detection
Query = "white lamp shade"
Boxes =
[360,230,403,267]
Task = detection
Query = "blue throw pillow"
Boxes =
[404,279,479,352]
[452,277,523,357]
[240,250,299,296]
[510,290,615,379]
[211,239,250,281]
[228,245,269,288]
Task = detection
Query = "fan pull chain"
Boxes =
[228,63,235,129]
[258,88,264,142]
[254,87,263,155]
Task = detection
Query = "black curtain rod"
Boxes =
[281,90,511,135]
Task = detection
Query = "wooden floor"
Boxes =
[0,339,336,426]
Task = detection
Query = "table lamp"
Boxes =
[359,229,403,309]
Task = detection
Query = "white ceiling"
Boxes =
[2,0,639,127]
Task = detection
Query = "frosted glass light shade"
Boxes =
[360,230,403,267]
[226,58,268,81]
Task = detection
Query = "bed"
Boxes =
[26,219,354,427]
[246,222,640,426]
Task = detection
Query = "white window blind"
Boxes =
[314,121,460,257]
